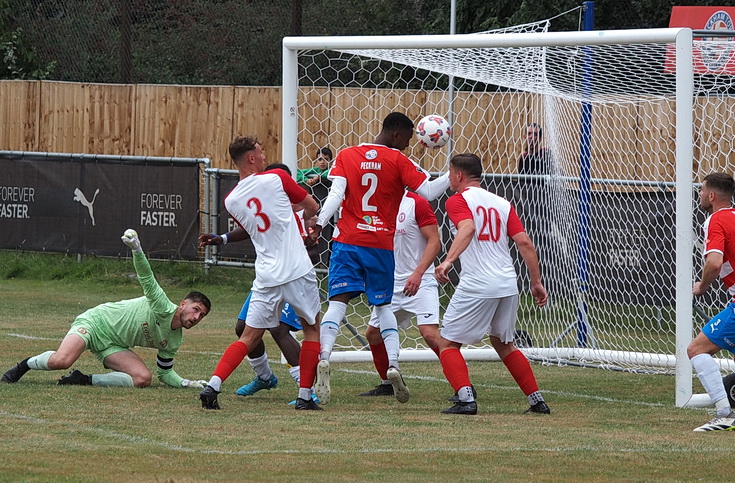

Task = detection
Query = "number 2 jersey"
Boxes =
[445,186,525,298]
[329,143,430,251]
[224,169,313,290]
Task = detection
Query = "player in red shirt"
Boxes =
[687,172,735,431]
[434,153,549,415]
[198,136,323,411]
[308,112,450,404]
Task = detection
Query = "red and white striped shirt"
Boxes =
[225,169,312,289]
[703,207,735,299]
[445,186,524,298]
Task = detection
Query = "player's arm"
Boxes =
[310,176,346,242]
[414,172,450,201]
[694,251,724,296]
[121,230,174,315]
[198,226,250,247]
[296,192,319,222]
[156,352,207,389]
[404,223,440,296]
[512,231,547,307]
[435,219,474,284]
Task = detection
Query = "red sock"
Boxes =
[502,349,539,395]
[213,340,249,383]
[370,342,389,380]
[439,348,471,391]
[299,340,320,388]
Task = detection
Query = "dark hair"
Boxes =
[317,146,333,160]
[229,136,259,163]
[527,123,543,138]
[185,291,211,312]
[704,172,735,199]
[382,112,414,132]
[264,163,292,176]
[450,153,483,180]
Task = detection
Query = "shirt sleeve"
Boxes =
[156,349,186,387]
[412,193,438,228]
[445,193,473,226]
[132,252,176,318]
[507,204,525,237]
[272,169,308,204]
[399,155,431,191]
[704,215,725,255]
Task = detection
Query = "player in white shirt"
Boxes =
[359,191,442,397]
[434,153,549,416]
[199,136,323,411]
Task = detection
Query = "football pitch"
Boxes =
[0,252,732,481]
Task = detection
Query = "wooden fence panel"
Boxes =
[0,80,39,151]
[231,87,282,169]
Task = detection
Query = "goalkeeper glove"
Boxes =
[180,379,208,389]
[121,229,142,254]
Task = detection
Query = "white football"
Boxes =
[416,115,451,149]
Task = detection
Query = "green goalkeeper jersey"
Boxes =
[75,251,185,387]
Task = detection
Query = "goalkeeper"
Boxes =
[1,229,211,389]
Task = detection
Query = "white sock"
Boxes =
[528,391,545,406]
[289,365,300,386]
[691,353,731,417]
[298,387,312,400]
[248,353,273,380]
[320,301,347,360]
[91,372,134,387]
[207,376,223,392]
[458,385,475,403]
[375,305,400,366]
[27,351,55,370]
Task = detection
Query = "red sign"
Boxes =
[667,6,735,74]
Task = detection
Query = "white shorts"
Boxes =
[368,282,440,329]
[246,269,321,330]
[440,293,519,345]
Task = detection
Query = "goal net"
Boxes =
[283,27,735,407]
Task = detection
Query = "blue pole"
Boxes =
[577,1,594,347]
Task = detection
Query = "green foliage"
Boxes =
[0,0,730,84]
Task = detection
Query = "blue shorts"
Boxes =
[328,241,394,305]
[238,292,302,331]
[703,302,735,353]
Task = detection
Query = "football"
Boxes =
[416,114,451,149]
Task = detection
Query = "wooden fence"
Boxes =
[2,80,733,180]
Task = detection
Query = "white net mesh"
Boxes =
[295,30,735,374]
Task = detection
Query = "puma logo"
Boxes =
[73,188,100,226]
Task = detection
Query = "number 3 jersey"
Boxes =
[445,186,525,298]
[224,169,312,290]
[329,143,430,251]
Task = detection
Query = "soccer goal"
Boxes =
[282,27,735,408]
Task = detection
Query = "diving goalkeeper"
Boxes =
[1,229,211,389]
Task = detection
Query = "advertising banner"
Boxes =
[0,154,202,259]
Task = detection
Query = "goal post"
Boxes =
[282,27,733,408]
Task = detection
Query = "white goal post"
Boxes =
[282,28,735,408]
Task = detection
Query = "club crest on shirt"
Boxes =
[398,212,406,223]
[76,327,88,335]
[365,149,378,160]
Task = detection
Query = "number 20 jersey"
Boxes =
[445,186,525,298]
[329,143,430,251]
[224,169,312,289]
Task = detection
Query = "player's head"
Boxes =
[229,136,266,172]
[449,153,483,191]
[700,172,735,212]
[315,146,332,169]
[379,112,414,150]
[178,291,211,329]
[264,163,292,176]
[526,123,542,151]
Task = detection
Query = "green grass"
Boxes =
[0,251,733,482]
